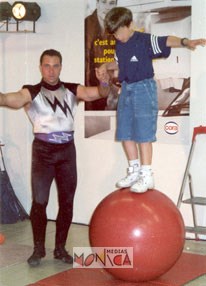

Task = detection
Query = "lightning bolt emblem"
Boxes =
[49,132,73,143]
[45,97,74,119]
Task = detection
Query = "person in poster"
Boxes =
[85,0,119,110]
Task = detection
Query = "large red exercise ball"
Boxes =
[89,188,185,282]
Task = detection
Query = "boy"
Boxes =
[99,7,206,193]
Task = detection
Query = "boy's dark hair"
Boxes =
[104,7,133,34]
[40,49,62,65]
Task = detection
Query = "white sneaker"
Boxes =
[116,166,140,188]
[130,171,154,193]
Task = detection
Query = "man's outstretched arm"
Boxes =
[0,88,32,109]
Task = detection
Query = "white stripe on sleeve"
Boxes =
[151,35,161,54]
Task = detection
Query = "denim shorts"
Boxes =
[116,78,158,143]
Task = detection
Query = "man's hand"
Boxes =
[95,64,110,84]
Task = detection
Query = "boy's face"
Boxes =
[113,24,134,43]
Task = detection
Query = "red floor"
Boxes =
[29,252,206,286]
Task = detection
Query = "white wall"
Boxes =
[1,0,206,235]
[187,0,206,238]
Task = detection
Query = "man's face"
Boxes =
[40,55,62,85]
[97,0,117,22]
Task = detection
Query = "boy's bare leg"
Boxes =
[131,142,154,193]
[138,142,152,165]
[122,140,138,160]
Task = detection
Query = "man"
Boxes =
[0,49,110,266]
[85,0,119,110]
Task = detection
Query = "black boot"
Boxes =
[54,245,73,264]
[27,243,46,267]
[28,201,47,266]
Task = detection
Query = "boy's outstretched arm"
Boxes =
[166,36,206,50]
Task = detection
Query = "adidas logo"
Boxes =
[130,55,138,62]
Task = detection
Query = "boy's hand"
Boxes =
[185,38,206,50]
